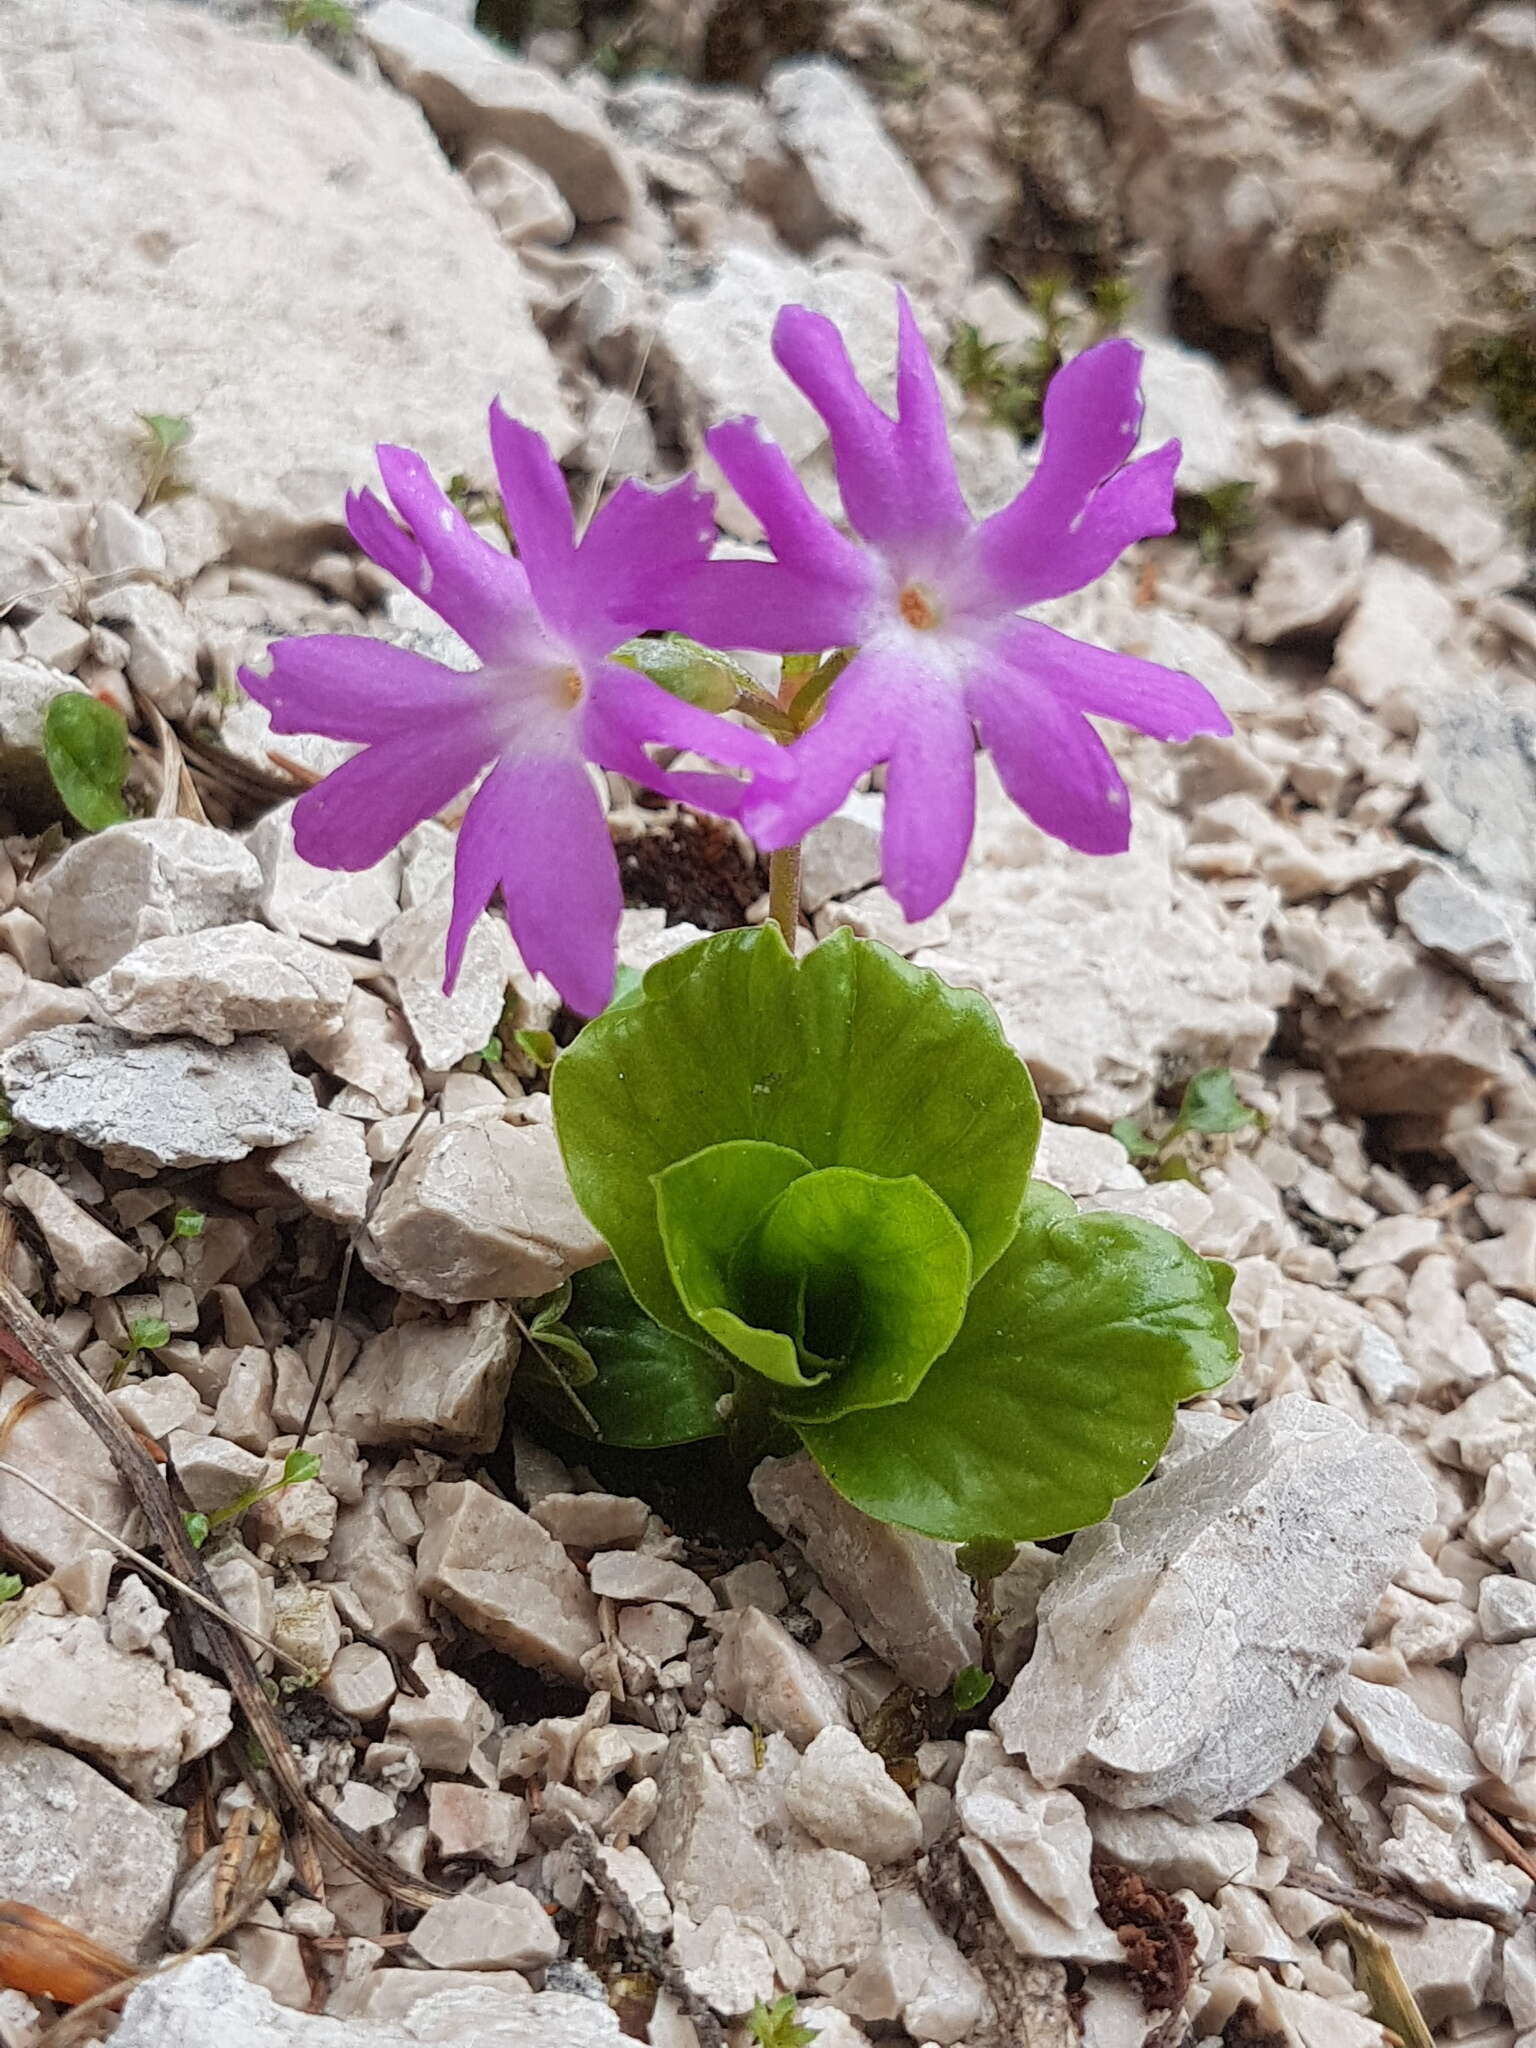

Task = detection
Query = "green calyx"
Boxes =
[548,924,1240,1544]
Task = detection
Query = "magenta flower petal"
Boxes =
[967,670,1133,856]
[290,714,494,872]
[451,752,622,1018]
[348,444,536,666]
[579,475,720,640]
[773,295,970,562]
[880,685,978,920]
[584,664,791,817]
[741,650,893,851]
[239,638,483,743]
[667,418,877,654]
[990,619,1232,742]
[487,403,583,632]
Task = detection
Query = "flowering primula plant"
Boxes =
[245,295,1242,1552]
[239,406,789,1017]
[677,294,1233,914]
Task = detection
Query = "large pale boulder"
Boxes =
[0,0,573,572]
[995,1396,1435,1819]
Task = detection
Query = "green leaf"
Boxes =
[514,1028,557,1068]
[955,1537,1017,1581]
[1172,1067,1260,1137]
[183,1512,210,1551]
[138,412,192,458]
[171,1205,206,1240]
[795,1184,1240,1542]
[129,1316,171,1353]
[748,1995,819,2048]
[0,1573,21,1604]
[952,1664,995,1713]
[1110,1117,1159,1160]
[281,1449,321,1488]
[611,634,762,715]
[607,965,644,1011]
[43,694,130,831]
[553,925,1039,1338]
[658,1147,973,1422]
[525,1260,730,1448]
[654,1140,818,1387]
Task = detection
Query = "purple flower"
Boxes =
[239,408,789,1017]
[673,295,1233,920]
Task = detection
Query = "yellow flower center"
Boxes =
[559,666,584,706]
[899,583,939,630]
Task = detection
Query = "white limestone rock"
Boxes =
[785,1726,923,1865]
[0,1610,231,1799]
[416,1477,601,1682]
[245,802,402,950]
[1336,1677,1482,1793]
[330,1303,517,1455]
[954,1732,1120,1963]
[1084,1802,1259,1896]
[1132,332,1257,495]
[764,59,967,294]
[750,1452,978,1693]
[0,660,88,791]
[36,820,263,983]
[1396,864,1536,1023]
[1245,519,1371,645]
[1262,417,1507,575]
[379,899,515,1073]
[462,143,576,248]
[1378,1803,1531,1927]
[5,1164,145,1294]
[836,1889,988,2046]
[920,777,1279,1124]
[0,0,572,575]
[0,1731,182,1961]
[269,1109,372,1227]
[0,1383,139,1573]
[995,1396,1434,1820]
[89,923,353,1048]
[1,1024,318,1173]
[713,1606,853,1748]
[363,2,641,223]
[359,1113,606,1303]
[112,1952,625,2047]
[409,1882,559,1972]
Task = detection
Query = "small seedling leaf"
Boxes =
[138,413,192,458]
[514,1028,557,1068]
[0,1574,22,1603]
[171,1206,206,1240]
[1111,1117,1159,1160]
[747,1995,819,2048]
[183,1512,210,1550]
[129,1316,171,1353]
[952,1664,995,1713]
[43,694,130,832]
[1173,1067,1260,1137]
[281,1449,321,1488]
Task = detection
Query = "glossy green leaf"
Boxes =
[514,1028,557,1068]
[655,1140,817,1388]
[796,1185,1240,1542]
[656,1146,973,1420]
[183,1512,210,1550]
[129,1316,171,1353]
[0,1573,21,1603]
[43,694,130,831]
[553,924,1039,1337]
[1172,1067,1260,1137]
[528,1259,731,1448]
[611,634,761,715]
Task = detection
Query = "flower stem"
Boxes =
[767,843,802,948]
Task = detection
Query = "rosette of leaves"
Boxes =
[547,926,1238,1543]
